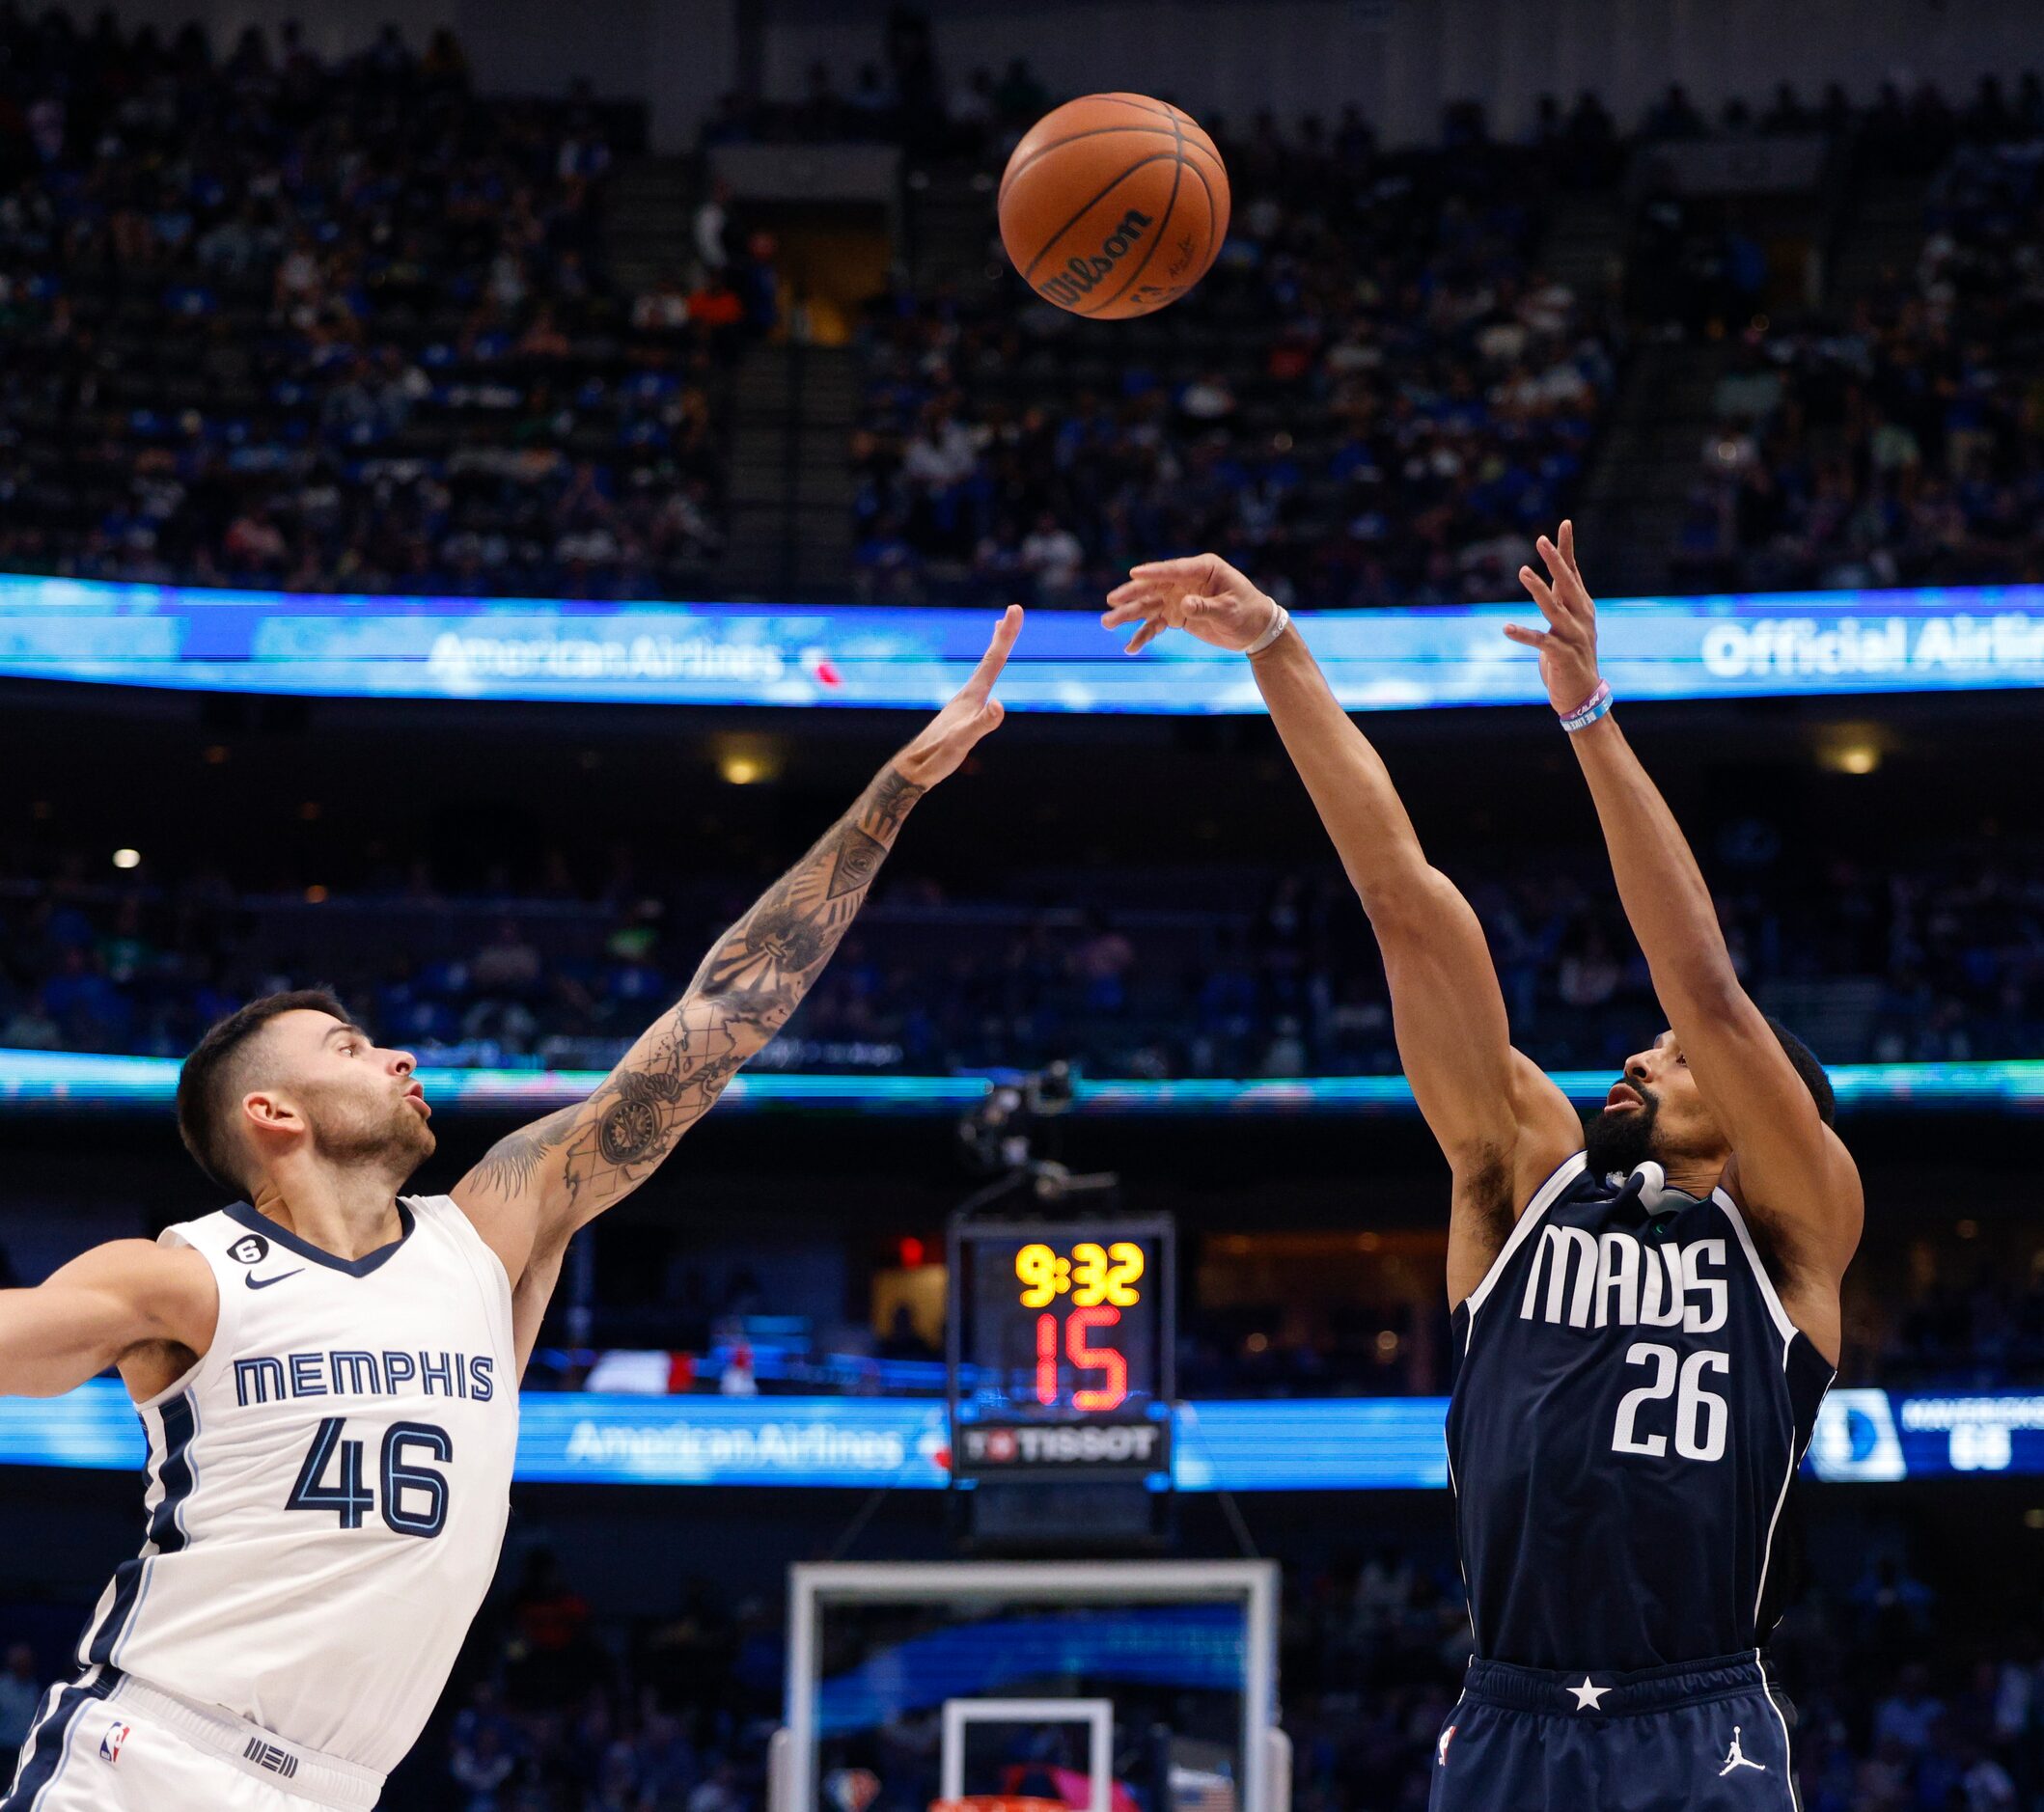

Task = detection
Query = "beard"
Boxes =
[1583,1085,1660,1180]
[309,1087,435,1180]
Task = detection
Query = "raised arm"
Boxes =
[0,1240,218,1401]
[1104,560,1579,1301]
[1509,524,1862,1323]
[453,607,1022,1363]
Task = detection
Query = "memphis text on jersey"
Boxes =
[232,1348,496,1407]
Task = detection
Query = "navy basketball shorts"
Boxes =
[1428,1652,1800,1812]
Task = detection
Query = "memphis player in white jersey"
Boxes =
[0,609,1021,1812]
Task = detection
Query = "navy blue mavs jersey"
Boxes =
[1447,1153,1835,1672]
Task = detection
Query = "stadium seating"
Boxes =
[853,119,1616,609]
[1672,100,2044,591]
[3,837,2037,1077]
[0,12,744,599]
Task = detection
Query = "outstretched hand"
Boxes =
[895,604,1023,786]
[1101,552,1283,654]
[1507,520,1602,713]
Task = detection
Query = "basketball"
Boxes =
[997,93,1229,319]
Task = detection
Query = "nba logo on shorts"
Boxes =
[98,1720,130,1765]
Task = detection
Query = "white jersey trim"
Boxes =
[1460,1150,1588,1331]
[129,1223,243,1414]
[1754,1414,1797,1636]
[1713,1190,1802,1347]
[1444,1447,1478,1651]
[1754,1648,1797,1808]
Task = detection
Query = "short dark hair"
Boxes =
[1764,1016,1837,1127]
[176,989,353,1194]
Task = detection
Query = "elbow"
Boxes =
[699,994,780,1060]
[1354,866,1453,938]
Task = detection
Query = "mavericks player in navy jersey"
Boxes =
[1106,533,1860,1810]
[0,610,1020,1811]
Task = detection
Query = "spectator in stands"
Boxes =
[2,822,2041,1084]
[1674,98,2044,589]
[0,1644,41,1782]
[854,108,1616,609]
[0,13,754,599]
[448,1715,519,1809]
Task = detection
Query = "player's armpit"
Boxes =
[0,1239,218,1399]
[1682,992,1864,1292]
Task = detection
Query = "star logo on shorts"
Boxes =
[1567,1677,1611,1712]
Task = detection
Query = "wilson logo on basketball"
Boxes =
[1037,209,1154,310]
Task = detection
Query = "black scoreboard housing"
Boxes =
[946,1214,1177,1505]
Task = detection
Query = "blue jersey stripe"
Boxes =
[0,1672,116,1810]
[81,1560,145,1670]
[145,1393,197,1553]
[82,1391,198,1667]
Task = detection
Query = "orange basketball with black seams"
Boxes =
[997,93,1230,319]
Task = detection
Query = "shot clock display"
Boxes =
[947,1216,1175,1485]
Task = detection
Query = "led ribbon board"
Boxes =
[3,1053,2041,1113]
[0,1383,2028,1488]
[3,575,2043,712]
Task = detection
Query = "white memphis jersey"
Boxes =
[75,1194,517,1778]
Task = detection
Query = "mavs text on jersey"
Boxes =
[1430,1154,1835,1811]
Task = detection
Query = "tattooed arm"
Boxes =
[451,606,1022,1368]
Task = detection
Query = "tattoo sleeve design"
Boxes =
[465,763,926,1220]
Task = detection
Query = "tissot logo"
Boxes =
[963,1423,1162,1466]
[229,1234,271,1266]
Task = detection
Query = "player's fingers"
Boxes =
[960,604,1023,700]
[1535,536,1588,614]
[978,698,1005,733]
[1502,622,1548,647]
[1128,557,1207,581]
[1517,566,1563,625]
[1558,518,1580,576]
[1100,599,1155,627]
[1107,577,1179,610]
[1126,619,1166,654]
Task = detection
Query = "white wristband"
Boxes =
[1244,601,1290,657]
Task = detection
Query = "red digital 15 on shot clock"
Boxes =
[947,1217,1175,1483]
